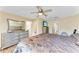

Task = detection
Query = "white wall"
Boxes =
[0,12,29,48]
[47,14,79,35]
[57,15,79,35]
[31,18,44,36]
[25,21,32,37]
[47,20,59,34]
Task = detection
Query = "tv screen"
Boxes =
[43,21,48,27]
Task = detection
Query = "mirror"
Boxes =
[7,19,25,32]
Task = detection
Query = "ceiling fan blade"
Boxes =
[36,6,43,12]
[31,12,38,14]
[53,16,59,19]
[37,6,41,11]
[42,12,47,16]
[37,6,41,9]
[44,9,52,12]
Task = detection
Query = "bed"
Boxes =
[14,33,79,53]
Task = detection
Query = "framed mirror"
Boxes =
[7,19,25,32]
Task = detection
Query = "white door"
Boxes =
[25,21,32,37]
[53,23,59,34]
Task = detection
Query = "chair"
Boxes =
[61,32,68,36]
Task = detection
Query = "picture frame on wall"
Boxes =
[7,19,25,32]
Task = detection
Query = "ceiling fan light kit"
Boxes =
[38,12,43,16]
[31,6,52,17]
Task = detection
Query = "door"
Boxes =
[25,21,32,37]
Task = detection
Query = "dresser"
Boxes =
[1,31,28,49]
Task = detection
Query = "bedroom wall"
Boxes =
[31,18,44,36]
[46,14,79,35]
[25,21,32,37]
[0,11,29,48]
[57,14,79,35]
[47,20,59,34]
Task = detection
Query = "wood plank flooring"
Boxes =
[1,45,16,53]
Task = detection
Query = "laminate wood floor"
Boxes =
[1,45,16,53]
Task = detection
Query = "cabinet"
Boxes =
[1,31,28,49]
[42,27,49,33]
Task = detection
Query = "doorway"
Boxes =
[25,21,32,37]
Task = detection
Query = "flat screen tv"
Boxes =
[43,21,48,27]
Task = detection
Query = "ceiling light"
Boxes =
[38,12,43,16]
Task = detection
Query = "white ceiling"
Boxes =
[0,6,79,20]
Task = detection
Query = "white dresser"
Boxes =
[1,31,28,49]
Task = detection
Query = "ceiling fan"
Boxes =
[31,6,52,17]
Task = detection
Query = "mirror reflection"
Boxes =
[8,19,25,32]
